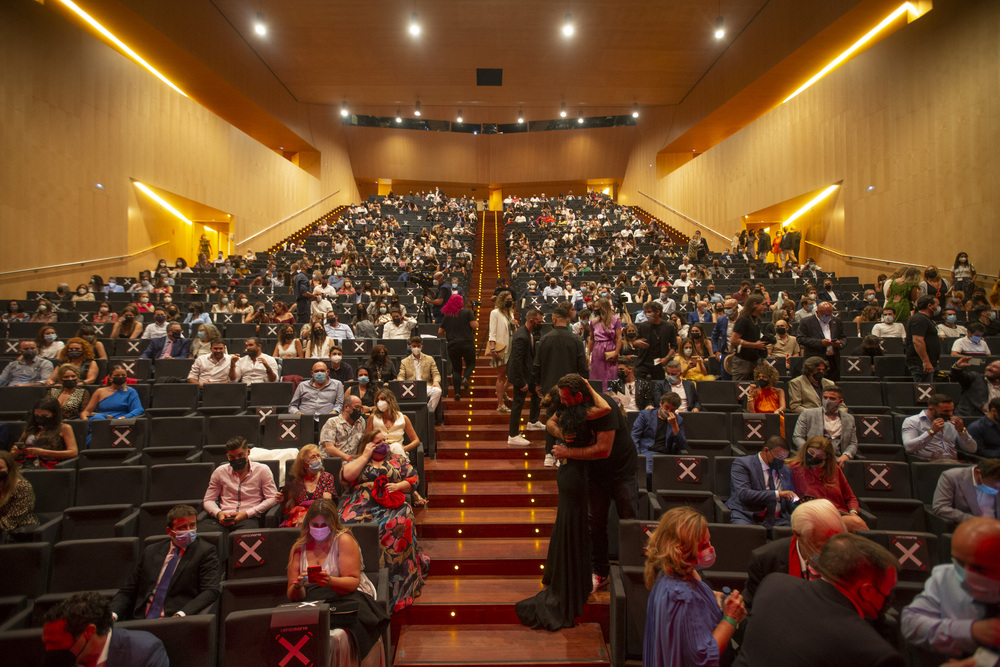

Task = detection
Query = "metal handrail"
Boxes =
[637,190,731,244]
[805,240,998,280]
[236,191,340,247]
[0,241,169,277]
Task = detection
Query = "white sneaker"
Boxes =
[507,435,531,447]
[592,574,610,593]
[525,421,546,431]
[543,453,556,467]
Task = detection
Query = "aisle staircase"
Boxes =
[391,211,611,666]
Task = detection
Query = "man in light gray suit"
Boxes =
[931,459,1000,523]
[791,384,858,465]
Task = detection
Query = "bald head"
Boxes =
[952,517,1000,579]
[817,302,834,316]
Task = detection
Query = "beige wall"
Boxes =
[620,0,1000,284]
[0,1,357,296]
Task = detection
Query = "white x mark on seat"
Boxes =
[297,602,319,608]
[257,407,274,424]
[745,422,764,440]
[126,341,141,353]
[895,541,924,569]
[120,361,136,375]
[78,314,89,322]
[737,384,752,400]
[238,538,263,564]
[848,358,862,372]
[280,421,298,440]
[112,427,132,448]
[765,358,777,367]
[861,419,883,438]
[5,341,19,354]
[352,341,366,353]
[400,383,416,398]
[916,385,934,402]
[678,461,698,481]
[868,465,891,489]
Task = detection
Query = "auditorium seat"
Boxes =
[247,382,295,412]
[909,461,971,535]
[0,542,51,624]
[695,381,743,413]
[60,505,138,541]
[677,411,731,455]
[81,418,146,467]
[874,356,909,381]
[262,413,313,450]
[610,519,659,667]
[198,383,248,416]
[838,382,891,414]
[711,456,738,523]
[858,530,938,611]
[206,414,260,447]
[110,357,152,381]
[0,386,46,420]
[118,615,218,667]
[114,338,150,357]
[839,355,875,378]
[48,537,139,596]
[145,382,199,417]
[147,463,216,503]
[648,455,715,520]
[73,465,147,507]
[843,460,927,532]
[702,523,768,591]
[224,607,330,667]
[142,415,205,465]
[16,469,75,544]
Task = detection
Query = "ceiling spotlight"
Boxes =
[254,12,267,36]
[414,100,421,117]
[340,101,348,118]
[577,111,584,124]
[409,12,421,36]
[395,109,402,123]
[517,109,524,123]
[560,102,567,118]
[632,102,640,118]
[714,16,725,39]
[562,12,574,37]
[456,109,463,123]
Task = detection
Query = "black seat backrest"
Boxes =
[148,415,206,447]
[75,466,147,506]
[844,460,912,500]
[49,537,139,593]
[651,455,712,492]
[148,463,216,503]
[117,615,217,667]
[227,528,301,580]
[0,543,51,598]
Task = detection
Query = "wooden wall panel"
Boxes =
[620,0,1000,283]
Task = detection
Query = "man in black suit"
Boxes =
[111,504,220,621]
[140,322,191,361]
[743,497,846,607]
[292,261,312,324]
[950,357,1000,418]
[508,309,545,446]
[736,533,905,667]
[796,300,846,381]
[533,303,589,467]
[43,591,169,666]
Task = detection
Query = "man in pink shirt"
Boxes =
[201,436,278,531]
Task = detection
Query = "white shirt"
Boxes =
[620,381,638,412]
[951,337,991,356]
[141,322,168,340]
[936,323,968,338]
[188,354,231,384]
[383,319,417,340]
[673,279,692,288]
[872,322,906,338]
[232,354,278,384]
[818,318,834,355]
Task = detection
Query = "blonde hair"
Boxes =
[789,436,839,486]
[290,444,321,480]
[593,298,614,329]
[644,507,708,588]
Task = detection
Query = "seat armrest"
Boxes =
[647,493,664,520]
[55,458,78,469]
[114,508,140,537]
[0,605,32,632]
[11,514,63,545]
[609,567,626,667]
[263,503,283,528]
[713,496,731,524]
[858,506,878,530]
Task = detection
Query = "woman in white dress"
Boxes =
[488,290,516,413]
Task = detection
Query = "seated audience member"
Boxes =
[791,385,857,464]
[369,388,422,457]
[339,431,427,612]
[31,301,58,324]
[612,359,652,412]
[872,307,907,338]
[304,322,332,359]
[793,297,815,323]
[787,356,835,412]
[743,498,846,607]
[968,399,1000,458]
[630,392,689,480]
[949,357,1000,419]
[76,325,108,360]
[937,308,968,338]
[396,336,443,411]
[952,323,992,357]
[727,435,797,533]
[735,534,903,667]
[3,300,29,322]
[13,397,79,469]
[45,338,98,386]
[285,500,389,664]
[323,311,355,342]
[47,364,91,420]
[110,307,143,339]
[769,319,801,356]
[187,341,231,386]
[745,363,785,414]
[932,460,1000,523]
[346,367,376,414]
[80,363,144,420]
[211,292,233,315]
[140,308,169,340]
[202,436,278,531]
[789,436,868,532]
[140,322,190,360]
[289,361,344,416]
[327,345,354,384]
[229,337,278,384]
[902,394,977,461]
[663,359,701,412]
[279,445,337,527]
[273,323,304,359]
[382,307,418,340]
[42,592,169,667]
[271,301,295,325]
[642,507,747,667]
[320,395,367,460]
[189,322,223,358]
[0,450,39,532]
[36,326,64,360]
[0,340,53,386]
[110,504,220,620]
[901,517,1000,659]
[184,301,212,326]
[365,345,397,386]
[676,337,713,382]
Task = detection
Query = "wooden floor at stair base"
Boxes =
[393,623,610,666]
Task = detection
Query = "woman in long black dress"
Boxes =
[515,385,611,630]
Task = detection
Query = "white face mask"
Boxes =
[377,400,389,412]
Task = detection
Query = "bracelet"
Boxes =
[722,615,739,629]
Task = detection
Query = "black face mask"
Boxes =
[62,379,78,390]
[925,270,938,279]
[35,416,55,429]
[21,350,36,361]
[767,458,785,471]
[42,648,79,667]
[813,371,824,382]
[67,350,83,359]
[805,453,825,468]
[756,379,770,388]
[350,408,365,421]
[229,457,248,471]
[776,327,787,335]
[112,376,127,386]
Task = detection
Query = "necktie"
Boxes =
[765,467,773,490]
[146,547,180,619]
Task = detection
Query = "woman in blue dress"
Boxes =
[643,507,747,667]
[80,364,144,444]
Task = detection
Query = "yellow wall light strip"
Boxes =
[59,0,187,97]
[783,2,917,104]
[134,182,193,225]
[783,185,839,228]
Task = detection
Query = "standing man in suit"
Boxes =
[791,385,858,464]
[42,591,169,666]
[396,336,443,411]
[140,322,190,361]
[727,436,797,534]
[292,261,312,324]
[931,460,1000,523]
[796,301,846,381]
[664,360,701,412]
[756,227,771,261]
[533,304,589,467]
[508,309,545,447]
[111,504,220,621]
[736,533,904,667]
